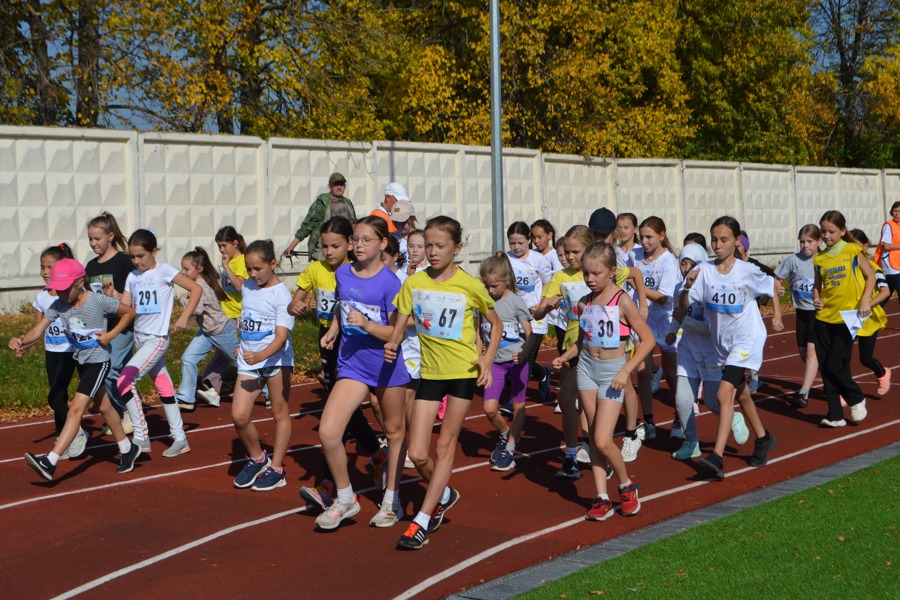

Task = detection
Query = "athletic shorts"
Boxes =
[676,339,722,382]
[237,365,287,380]
[406,377,420,392]
[721,365,746,387]
[575,353,626,402]
[76,361,111,398]
[795,309,816,347]
[418,377,477,402]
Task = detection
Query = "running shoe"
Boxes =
[693,401,701,416]
[263,395,271,409]
[849,400,867,423]
[620,435,642,463]
[575,441,591,465]
[731,412,750,445]
[492,447,516,472]
[553,402,562,414]
[585,497,614,521]
[135,437,152,453]
[618,482,641,516]
[748,431,776,467]
[490,438,507,465]
[427,488,460,533]
[636,421,656,441]
[64,428,88,459]
[369,503,404,528]
[670,418,685,440]
[789,391,809,408]
[876,367,891,397]
[162,438,191,458]
[252,466,287,491]
[499,402,513,417]
[370,447,387,491]
[539,366,552,400]
[233,452,270,488]
[748,370,760,393]
[650,365,663,394]
[315,495,360,529]
[116,442,142,474]
[177,400,196,412]
[396,522,428,550]
[696,451,725,480]
[555,456,581,479]
[299,482,335,511]
[404,452,415,469]
[604,463,614,480]
[672,441,701,460]
[819,418,847,428]
[196,387,221,407]
[103,411,133,436]
[24,452,55,481]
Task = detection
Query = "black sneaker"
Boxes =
[749,430,776,467]
[555,456,581,479]
[396,522,429,550]
[539,366,552,399]
[117,442,142,474]
[427,488,460,533]
[24,452,55,481]
[696,452,725,480]
[788,392,808,408]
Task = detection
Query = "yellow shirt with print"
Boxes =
[544,266,629,350]
[296,260,338,328]
[220,254,248,319]
[814,241,863,325]
[394,268,495,380]
[858,258,887,337]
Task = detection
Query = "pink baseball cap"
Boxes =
[46,258,86,291]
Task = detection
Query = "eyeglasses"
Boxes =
[350,236,379,245]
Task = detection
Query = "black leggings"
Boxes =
[856,333,886,378]
[528,333,545,380]
[882,273,900,308]
[46,351,77,435]
[814,321,865,420]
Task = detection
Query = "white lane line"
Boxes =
[392,418,900,600]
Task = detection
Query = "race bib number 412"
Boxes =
[412,290,466,341]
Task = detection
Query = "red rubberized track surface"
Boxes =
[1,311,897,600]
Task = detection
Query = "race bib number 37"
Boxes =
[412,290,466,341]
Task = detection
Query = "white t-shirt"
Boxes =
[508,250,552,335]
[238,280,295,370]
[125,263,179,336]
[633,250,680,335]
[33,291,73,353]
[880,223,899,275]
[687,260,773,370]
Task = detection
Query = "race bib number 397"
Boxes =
[412,290,466,341]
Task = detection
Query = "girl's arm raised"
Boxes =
[288,288,310,316]
[172,274,202,333]
[9,316,51,355]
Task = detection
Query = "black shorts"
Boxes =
[77,361,111,398]
[721,365,746,387]
[417,378,477,402]
[795,309,816,347]
[406,377,420,392]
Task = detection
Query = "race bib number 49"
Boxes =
[412,290,465,340]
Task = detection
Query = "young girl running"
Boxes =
[293,218,387,510]
[31,244,83,458]
[13,259,140,480]
[685,216,783,480]
[231,240,295,491]
[479,253,535,472]
[507,221,553,398]
[175,247,238,409]
[633,216,681,440]
[194,226,249,406]
[849,229,891,396]
[774,225,821,407]
[385,216,502,550]
[85,212,138,434]
[616,212,642,265]
[552,242,652,520]
[313,217,410,530]
[813,213,876,426]
[117,229,201,457]
[405,229,428,276]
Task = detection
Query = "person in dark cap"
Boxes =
[282,172,357,261]
[588,207,630,267]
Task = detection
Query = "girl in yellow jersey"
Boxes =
[812,211,876,427]
[849,229,891,397]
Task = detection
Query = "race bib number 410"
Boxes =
[703,283,745,315]
[412,290,466,341]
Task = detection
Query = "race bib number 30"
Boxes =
[704,283,745,314]
[580,305,620,349]
[412,290,465,341]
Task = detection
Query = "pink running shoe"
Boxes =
[437,395,448,420]
[877,367,891,397]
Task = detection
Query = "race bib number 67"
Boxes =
[412,290,466,341]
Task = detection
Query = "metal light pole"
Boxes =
[490,0,504,253]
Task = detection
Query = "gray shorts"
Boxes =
[237,365,285,381]
[576,352,626,402]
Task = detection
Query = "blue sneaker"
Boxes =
[670,418,685,440]
[490,438,507,464]
[252,466,286,491]
[234,452,270,488]
[731,412,750,445]
[672,441,701,460]
[539,366,552,399]
[492,447,516,471]
[555,456,581,479]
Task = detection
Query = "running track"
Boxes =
[1,311,898,600]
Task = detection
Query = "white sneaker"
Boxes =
[162,438,191,457]
[575,442,591,465]
[65,428,88,459]
[650,365,663,394]
[369,503,404,528]
[849,399,867,423]
[103,412,133,436]
[404,452,415,469]
[621,435,642,463]
[196,387,221,407]
[820,418,847,428]
[315,496,361,530]
[553,402,562,414]
[731,412,750,445]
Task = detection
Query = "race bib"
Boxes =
[704,283,745,315]
[221,268,238,294]
[482,319,522,349]
[340,301,382,336]
[45,322,68,347]
[684,301,705,322]
[561,281,590,321]
[793,278,814,300]
[89,275,114,296]
[316,288,337,321]
[580,305,620,349]
[514,265,538,293]
[133,279,161,314]
[640,265,660,291]
[67,327,101,350]
[241,311,275,342]
[412,289,465,340]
